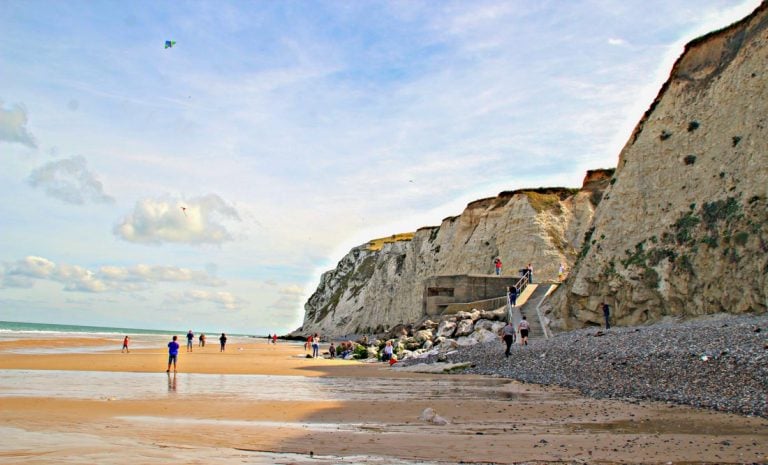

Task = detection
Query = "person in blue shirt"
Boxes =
[167,335,180,373]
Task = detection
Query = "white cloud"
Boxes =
[27,156,115,205]
[0,100,36,148]
[608,38,627,46]
[279,284,305,296]
[114,194,241,245]
[1,256,223,293]
[167,289,245,310]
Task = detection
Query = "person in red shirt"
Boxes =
[121,336,129,353]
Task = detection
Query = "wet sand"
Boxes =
[0,336,766,464]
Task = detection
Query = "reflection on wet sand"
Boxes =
[0,369,567,402]
[167,372,177,392]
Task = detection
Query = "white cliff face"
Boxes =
[296,179,609,338]
[547,4,768,330]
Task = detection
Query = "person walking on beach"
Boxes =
[186,330,194,352]
[329,342,336,359]
[602,302,611,329]
[518,316,530,346]
[311,333,320,358]
[199,333,206,348]
[166,335,179,372]
[219,333,227,351]
[272,333,277,344]
[121,335,130,353]
[500,321,516,357]
[493,257,502,275]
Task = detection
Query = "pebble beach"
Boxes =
[404,313,768,418]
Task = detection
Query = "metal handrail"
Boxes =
[506,272,530,322]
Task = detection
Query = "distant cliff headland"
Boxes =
[294,3,767,339]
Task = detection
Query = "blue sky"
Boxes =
[0,0,761,334]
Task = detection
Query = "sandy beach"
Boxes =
[1,335,766,464]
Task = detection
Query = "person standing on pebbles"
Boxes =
[602,302,611,329]
[518,316,530,346]
[500,320,516,357]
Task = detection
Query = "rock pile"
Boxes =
[398,313,768,418]
[364,308,509,359]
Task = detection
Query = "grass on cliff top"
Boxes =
[367,232,415,251]
[524,190,574,214]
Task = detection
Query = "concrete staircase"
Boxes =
[510,282,557,340]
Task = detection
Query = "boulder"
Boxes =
[454,319,475,337]
[456,309,481,321]
[472,328,499,343]
[413,329,433,343]
[480,308,507,321]
[416,319,439,331]
[441,339,459,350]
[473,319,495,331]
[436,320,457,338]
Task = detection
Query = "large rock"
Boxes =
[413,329,433,343]
[454,319,475,337]
[474,319,506,337]
[436,320,457,338]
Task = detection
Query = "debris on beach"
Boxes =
[419,407,449,425]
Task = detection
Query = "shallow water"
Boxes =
[0,332,281,354]
[0,368,568,403]
[0,369,528,464]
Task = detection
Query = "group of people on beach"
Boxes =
[164,331,229,372]
[182,330,228,353]
[110,330,218,372]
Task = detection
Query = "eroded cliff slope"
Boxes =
[296,172,611,337]
[546,3,768,329]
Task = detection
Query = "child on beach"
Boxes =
[167,335,179,372]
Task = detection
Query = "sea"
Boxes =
[0,320,268,353]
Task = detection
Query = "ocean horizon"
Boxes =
[0,320,262,339]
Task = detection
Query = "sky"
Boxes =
[0,0,762,335]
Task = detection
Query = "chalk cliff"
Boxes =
[296,172,612,337]
[296,3,768,338]
[546,3,768,329]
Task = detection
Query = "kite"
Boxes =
[164,40,176,49]
[181,206,187,217]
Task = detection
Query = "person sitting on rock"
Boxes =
[381,340,393,362]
